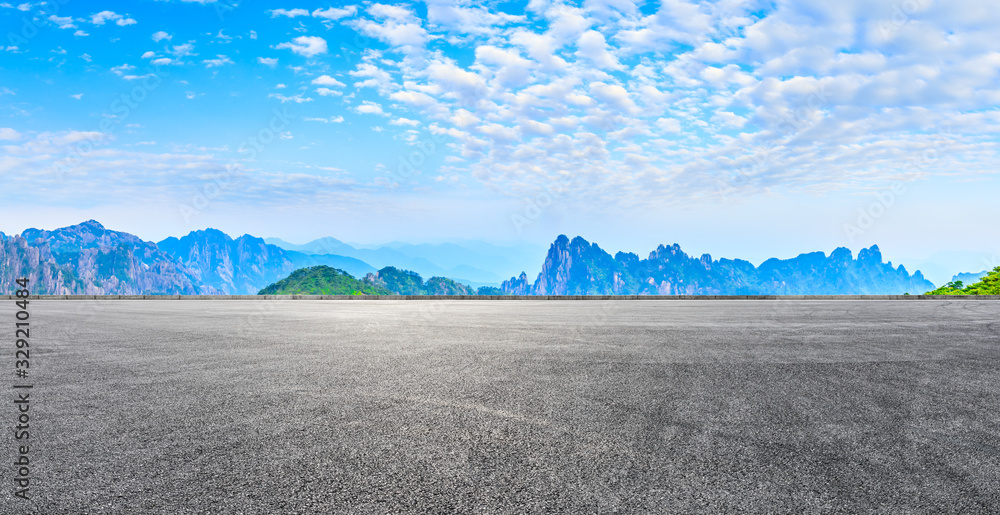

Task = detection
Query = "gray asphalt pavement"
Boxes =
[4,300,1000,513]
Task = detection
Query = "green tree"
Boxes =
[926,267,1000,295]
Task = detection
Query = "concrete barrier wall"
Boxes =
[3,294,999,300]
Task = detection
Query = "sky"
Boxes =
[1,0,998,283]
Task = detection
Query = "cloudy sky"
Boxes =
[1,0,998,281]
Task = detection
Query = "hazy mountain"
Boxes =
[2,222,938,296]
[265,236,543,286]
[264,237,355,256]
[159,230,375,295]
[502,235,934,295]
[2,220,206,295]
[952,270,989,285]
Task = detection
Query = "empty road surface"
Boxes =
[5,299,1000,513]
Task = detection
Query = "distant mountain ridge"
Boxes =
[159,229,374,294]
[0,221,377,295]
[501,235,934,295]
[2,220,206,295]
[1,221,941,296]
[264,236,542,287]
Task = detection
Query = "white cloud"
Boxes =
[269,8,310,18]
[74,30,89,37]
[355,100,388,116]
[110,64,135,76]
[656,118,681,133]
[269,93,313,103]
[368,4,412,20]
[389,89,437,107]
[424,0,524,37]
[0,128,21,140]
[390,117,420,126]
[151,31,171,42]
[48,15,76,29]
[350,62,396,93]
[304,116,345,123]
[15,0,998,212]
[352,4,429,49]
[141,51,156,59]
[312,75,346,87]
[316,88,342,97]
[70,93,83,100]
[151,58,173,66]
[202,55,233,68]
[312,6,357,20]
[589,82,640,114]
[274,36,328,57]
[170,43,196,57]
[576,30,622,70]
[90,11,135,26]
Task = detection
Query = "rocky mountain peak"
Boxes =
[503,235,934,295]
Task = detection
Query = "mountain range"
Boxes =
[500,235,934,295]
[1,220,939,296]
[0,221,375,295]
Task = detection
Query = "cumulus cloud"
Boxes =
[202,55,233,68]
[8,0,997,213]
[269,93,313,103]
[320,0,1000,207]
[351,4,429,49]
[312,6,357,20]
[48,15,76,29]
[312,75,346,87]
[269,8,309,18]
[355,100,388,116]
[274,36,328,57]
[90,11,136,26]
[304,116,345,123]
[316,88,342,97]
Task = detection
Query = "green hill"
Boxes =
[259,265,498,296]
[258,266,390,295]
[925,266,1000,295]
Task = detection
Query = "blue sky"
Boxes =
[1,0,999,282]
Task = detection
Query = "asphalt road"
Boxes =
[4,300,1000,513]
